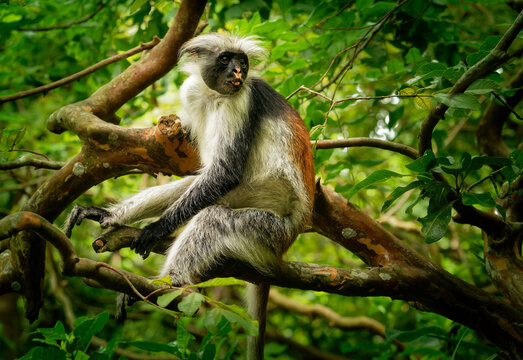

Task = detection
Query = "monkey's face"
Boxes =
[201,51,249,95]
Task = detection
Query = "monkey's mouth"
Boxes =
[227,79,243,88]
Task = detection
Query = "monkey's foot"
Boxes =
[64,205,112,237]
[130,222,170,259]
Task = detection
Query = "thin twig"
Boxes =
[97,263,179,320]
[8,149,51,161]
[309,45,356,89]
[0,37,161,104]
[287,85,334,101]
[288,85,432,103]
[318,0,410,93]
[17,2,106,32]
[314,2,353,28]
[491,91,523,120]
[0,156,64,170]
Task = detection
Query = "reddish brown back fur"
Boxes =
[286,109,316,223]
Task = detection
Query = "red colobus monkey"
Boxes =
[65,33,315,359]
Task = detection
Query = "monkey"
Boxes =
[64,33,315,360]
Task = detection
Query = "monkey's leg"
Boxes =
[160,206,292,360]
[160,205,293,285]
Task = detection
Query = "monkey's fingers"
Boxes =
[63,205,111,238]
[130,228,159,259]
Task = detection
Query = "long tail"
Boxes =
[246,282,270,360]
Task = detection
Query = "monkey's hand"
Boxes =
[131,221,171,259]
[64,205,112,238]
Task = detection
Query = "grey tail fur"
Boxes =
[246,282,270,360]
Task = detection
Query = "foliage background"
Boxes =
[0,0,521,359]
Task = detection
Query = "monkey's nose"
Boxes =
[233,68,242,79]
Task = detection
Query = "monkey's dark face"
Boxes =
[201,51,249,95]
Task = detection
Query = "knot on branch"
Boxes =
[156,114,183,140]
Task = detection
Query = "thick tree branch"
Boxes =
[0,212,78,275]
[311,184,523,356]
[46,0,207,126]
[14,0,206,322]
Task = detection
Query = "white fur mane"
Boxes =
[179,33,267,75]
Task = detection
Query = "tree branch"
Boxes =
[266,332,350,360]
[0,37,160,104]
[477,68,523,158]
[313,138,419,159]
[17,2,106,32]
[418,10,523,155]
[14,0,207,323]
[0,156,64,170]
[269,289,396,341]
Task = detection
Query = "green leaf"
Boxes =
[434,93,480,110]
[462,192,496,207]
[204,297,259,336]
[467,51,489,66]
[382,181,423,212]
[221,309,259,337]
[129,341,178,353]
[419,203,452,243]
[2,14,22,23]
[509,149,523,167]
[199,342,217,360]
[151,275,173,286]
[130,0,148,14]
[469,156,511,171]
[364,2,397,17]
[254,19,288,34]
[18,346,67,360]
[405,47,423,64]
[440,163,464,176]
[73,312,109,351]
[356,0,374,10]
[157,289,183,307]
[35,321,67,343]
[406,150,435,172]
[176,317,194,354]
[346,169,404,201]
[192,277,245,288]
[465,79,499,95]
[178,292,205,316]
[386,326,447,342]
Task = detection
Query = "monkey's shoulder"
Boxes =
[248,77,295,121]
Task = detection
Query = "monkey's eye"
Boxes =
[239,58,248,68]
[219,55,230,64]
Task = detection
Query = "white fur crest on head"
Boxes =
[180,33,267,61]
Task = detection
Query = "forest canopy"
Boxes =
[0,0,522,359]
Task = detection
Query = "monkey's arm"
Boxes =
[64,176,196,237]
[131,128,252,258]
